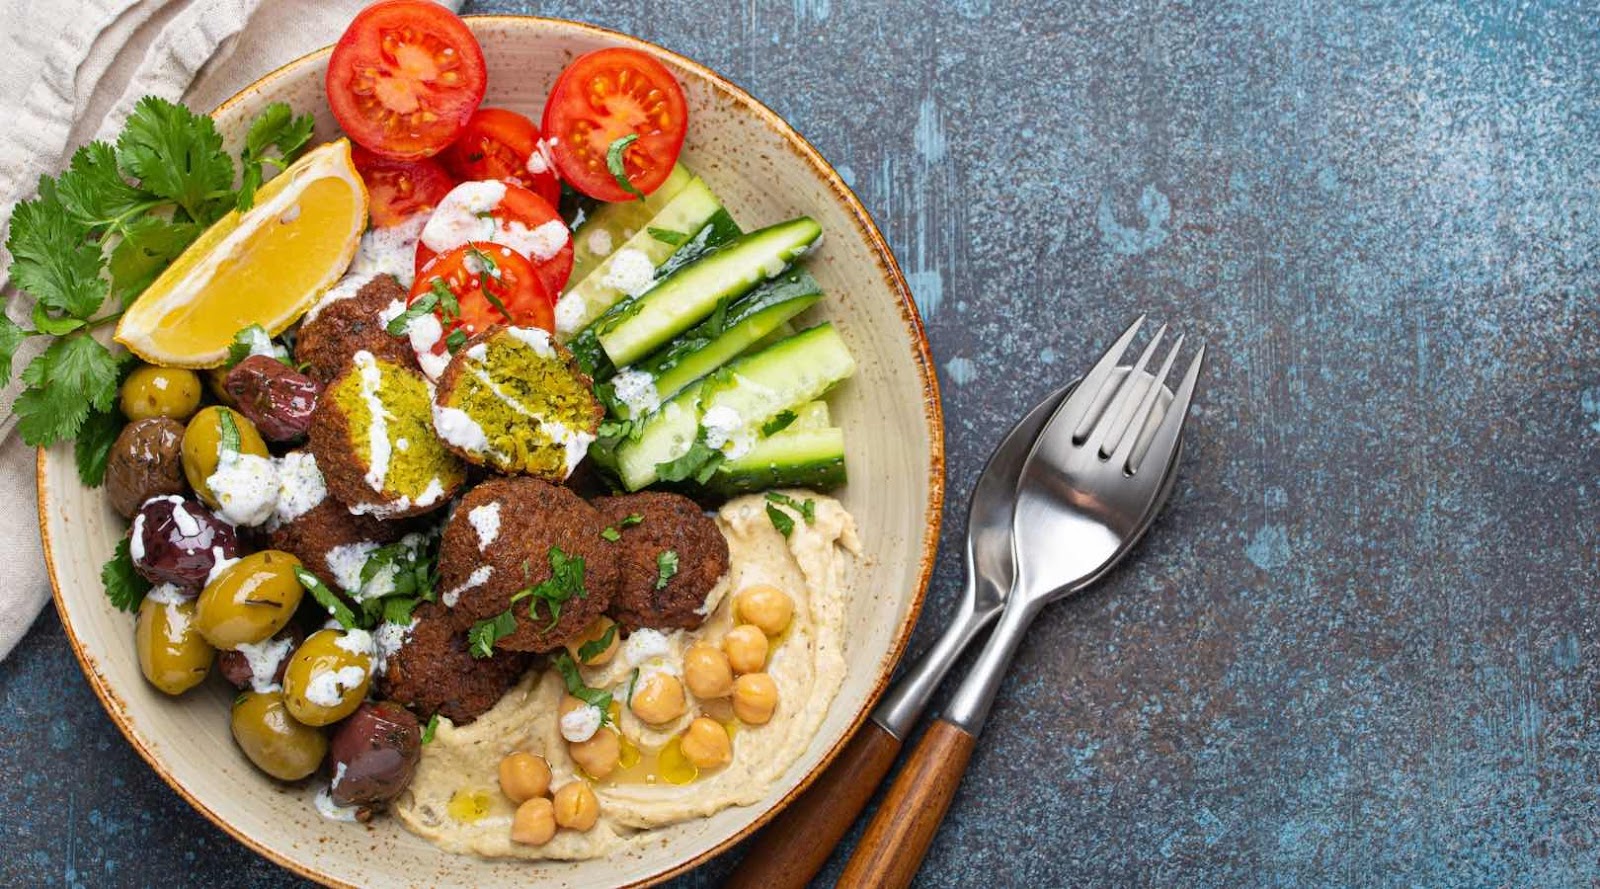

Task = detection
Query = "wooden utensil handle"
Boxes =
[836,719,976,889]
[724,719,903,889]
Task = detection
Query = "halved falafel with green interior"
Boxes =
[309,350,467,519]
[431,325,603,480]
[593,492,730,631]
[376,603,532,725]
[437,477,617,653]
[295,274,420,383]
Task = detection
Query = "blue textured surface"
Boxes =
[4,1,1599,886]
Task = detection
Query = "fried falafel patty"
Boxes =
[376,603,532,725]
[268,499,404,592]
[437,477,617,653]
[431,325,603,480]
[593,492,730,631]
[295,274,420,383]
[309,351,467,519]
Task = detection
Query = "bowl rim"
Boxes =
[39,13,945,888]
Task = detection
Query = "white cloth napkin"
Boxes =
[0,0,463,660]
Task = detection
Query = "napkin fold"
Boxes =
[0,0,463,660]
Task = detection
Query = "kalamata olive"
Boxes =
[181,406,269,510]
[218,624,305,691]
[231,690,327,781]
[282,628,375,726]
[194,550,305,649]
[106,418,187,519]
[225,355,321,441]
[120,365,202,422]
[135,586,214,695]
[328,701,422,807]
[129,496,240,591]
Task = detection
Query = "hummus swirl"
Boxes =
[393,492,859,860]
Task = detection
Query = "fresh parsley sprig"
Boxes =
[100,537,151,612]
[553,651,614,716]
[467,610,516,658]
[296,566,359,630]
[765,491,817,538]
[576,624,618,663]
[510,546,587,631]
[605,134,648,202]
[655,550,679,590]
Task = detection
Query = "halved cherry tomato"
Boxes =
[352,147,455,227]
[414,182,573,298]
[326,0,487,160]
[409,244,554,360]
[439,108,561,207]
[540,48,687,203]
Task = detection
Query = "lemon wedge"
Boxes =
[115,139,368,367]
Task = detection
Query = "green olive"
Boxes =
[282,628,375,726]
[120,365,203,422]
[135,593,213,695]
[181,406,268,509]
[206,366,238,409]
[194,550,304,649]
[231,690,328,781]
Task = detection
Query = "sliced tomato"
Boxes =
[352,147,455,227]
[414,181,573,298]
[439,108,562,207]
[326,0,487,160]
[540,48,687,203]
[409,243,554,360]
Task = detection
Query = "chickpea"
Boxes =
[551,781,600,831]
[736,585,794,636]
[733,673,779,725]
[498,751,551,804]
[683,643,734,699]
[723,624,769,674]
[510,797,557,846]
[569,728,621,779]
[680,717,733,770]
[565,616,620,666]
[629,672,688,725]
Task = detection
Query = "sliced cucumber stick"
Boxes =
[567,164,693,285]
[706,427,846,494]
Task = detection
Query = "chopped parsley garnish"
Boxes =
[599,514,643,542]
[761,410,798,437]
[598,417,642,443]
[655,440,725,484]
[467,610,517,658]
[224,324,284,368]
[217,408,241,457]
[445,328,468,353]
[421,714,440,744]
[655,550,679,590]
[648,227,687,246]
[295,566,358,630]
[600,526,622,542]
[101,537,150,612]
[349,534,439,627]
[432,278,461,322]
[766,491,817,523]
[510,546,587,631]
[385,291,437,337]
[605,133,647,202]
[577,624,618,663]
[765,503,795,538]
[553,651,614,715]
[620,513,644,528]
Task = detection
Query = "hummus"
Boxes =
[394,492,860,860]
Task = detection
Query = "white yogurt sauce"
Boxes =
[468,503,501,552]
[559,705,603,743]
[271,451,326,528]
[351,351,393,494]
[609,369,660,416]
[234,635,294,693]
[350,213,428,288]
[207,451,281,527]
[599,247,656,297]
[442,565,493,608]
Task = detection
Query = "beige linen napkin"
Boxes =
[0,0,463,659]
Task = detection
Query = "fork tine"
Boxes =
[1108,333,1185,466]
[1051,315,1144,444]
[1129,343,1206,474]
[1086,324,1167,455]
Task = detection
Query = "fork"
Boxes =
[836,317,1206,889]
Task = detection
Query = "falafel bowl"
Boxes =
[30,7,941,887]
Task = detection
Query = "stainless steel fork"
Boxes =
[836,317,1206,889]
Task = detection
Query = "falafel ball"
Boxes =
[268,499,404,592]
[437,477,617,653]
[593,492,730,631]
[377,603,531,725]
[295,274,420,383]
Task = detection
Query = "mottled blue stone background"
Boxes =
[4,1,1599,886]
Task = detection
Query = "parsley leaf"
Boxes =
[13,337,121,446]
[7,181,107,319]
[225,324,276,368]
[108,216,199,303]
[577,624,618,663]
[553,651,614,714]
[605,133,647,202]
[385,291,438,336]
[620,513,644,528]
[762,410,798,437]
[648,227,687,246]
[766,502,795,538]
[116,96,235,225]
[237,103,315,210]
[75,408,124,488]
[445,328,468,353]
[655,550,679,590]
[655,441,725,484]
[766,491,817,524]
[55,142,155,229]
[101,536,151,612]
[421,714,440,744]
[467,610,517,658]
[510,546,587,631]
[600,526,621,542]
[295,566,359,630]
[0,315,31,385]
[217,408,241,456]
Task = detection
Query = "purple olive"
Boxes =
[130,496,240,592]
[225,355,321,442]
[217,624,304,690]
[328,701,422,808]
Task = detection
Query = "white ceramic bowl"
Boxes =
[41,15,942,888]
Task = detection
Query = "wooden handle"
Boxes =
[836,719,976,889]
[724,720,903,889]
